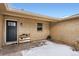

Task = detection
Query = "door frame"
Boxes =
[4,19,18,45]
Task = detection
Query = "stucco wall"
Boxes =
[0,15,4,48]
[50,17,79,45]
[18,19,50,41]
[3,16,50,44]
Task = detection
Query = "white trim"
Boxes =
[4,19,18,45]
[6,41,17,45]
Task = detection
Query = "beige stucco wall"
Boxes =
[18,18,50,41]
[2,16,50,46]
[0,15,4,48]
[50,17,79,45]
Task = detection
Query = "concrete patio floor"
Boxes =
[0,40,45,56]
[0,40,79,56]
[0,42,30,56]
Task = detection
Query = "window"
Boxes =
[37,23,43,31]
[8,22,16,26]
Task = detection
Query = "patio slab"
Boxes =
[0,43,30,56]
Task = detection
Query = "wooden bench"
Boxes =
[18,34,31,43]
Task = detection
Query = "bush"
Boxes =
[72,41,79,51]
[47,35,51,40]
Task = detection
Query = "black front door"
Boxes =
[6,20,17,42]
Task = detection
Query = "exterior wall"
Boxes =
[0,15,4,48]
[18,18,50,41]
[2,16,50,45]
[50,17,79,46]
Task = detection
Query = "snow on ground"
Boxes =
[21,41,79,56]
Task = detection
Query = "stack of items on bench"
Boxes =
[19,34,30,43]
